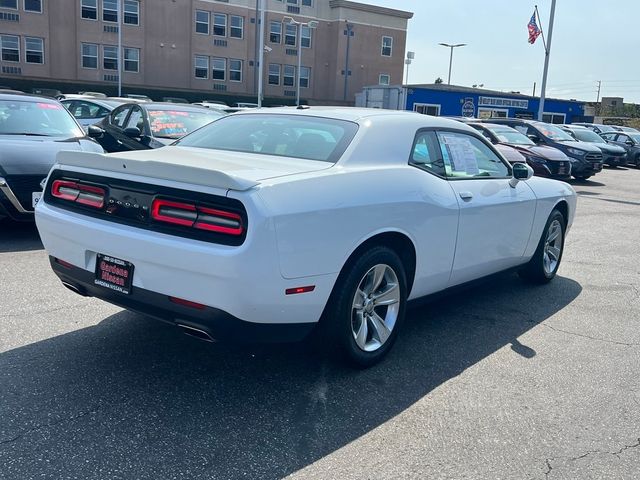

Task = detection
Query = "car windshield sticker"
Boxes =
[440,134,480,175]
[37,103,62,110]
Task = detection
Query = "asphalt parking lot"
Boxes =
[1,167,639,480]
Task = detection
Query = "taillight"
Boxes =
[151,198,244,236]
[51,180,106,209]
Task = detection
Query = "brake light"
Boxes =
[51,180,105,209]
[169,296,206,310]
[151,198,244,236]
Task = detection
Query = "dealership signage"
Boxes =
[461,97,475,117]
[479,96,529,109]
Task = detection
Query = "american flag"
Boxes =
[528,11,541,44]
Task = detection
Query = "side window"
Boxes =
[410,130,445,176]
[74,101,101,119]
[125,107,144,130]
[110,106,131,128]
[617,134,629,143]
[436,131,510,179]
[513,125,528,136]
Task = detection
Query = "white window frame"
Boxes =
[542,112,566,124]
[285,23,297,47]
[102,0,118,23]
[213,13,227,37]
[381,36,393,57]
[212,57,226,81]
[123,46,139,72]
[81,42,98,69]
[25,36,44,64]
[0,0,18,10]
[283,64,295,87]
[195,10,210,35]
[378,74,390,85]
[230,15,243,39]
[1,34,19,62]
[24,0,43,13]
[80,0,97,20]
[478,107,508,119]
[123,0,139,26]
[194,55,209,79]
[229,58,242,82]
[299,66,310,88]
[301,24,312,48]
[268,63,280,85]
[269,21,281,44]
[102,45,118,71]
[302,0,312,6]
[413,103,441,116]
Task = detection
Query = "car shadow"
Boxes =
[0,219,43,253]
[567,179,606,187]
[0,273,582,479]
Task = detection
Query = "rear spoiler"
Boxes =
[55,150,259,192]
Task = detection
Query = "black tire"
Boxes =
[519,209,566,284]
[319,245,407,368]
[573,174,591,180]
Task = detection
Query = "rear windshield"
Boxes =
[0,99,83,137]
[149,108,223,139]
[175,114,359,163]
[489,127,534,145]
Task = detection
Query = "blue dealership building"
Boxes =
[356,83,591,124]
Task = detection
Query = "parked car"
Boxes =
[0,93,103,222]
[560,125,627,167]
[162,97,189,104]
[91,102,224,152]
[61,97,127,129]
[611,125,639,133]
[600,131,640,167]
[467,122,571,179]
[571,123,618,135]
[35,109,576,366]
[486,119,603,180]
[125,94,152,102]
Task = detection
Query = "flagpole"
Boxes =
[537,0,556,121]
[534,6,547,54]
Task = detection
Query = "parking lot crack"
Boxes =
[0,302,91,319]
[541,323,640,347]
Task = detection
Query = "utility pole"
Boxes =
[537,0,556,121]
[257,0,265,107]
[532,81,536,97]
[117,0,122,96]
[596,80,601,103]
[343,23,354,102]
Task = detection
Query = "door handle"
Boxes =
[459,191,473,201]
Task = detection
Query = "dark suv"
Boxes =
[486,119,604,180]
[561,125,627,167]
[600,131,640,168]
[467,122,571,179]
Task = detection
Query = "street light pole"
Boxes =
[257,0,265,107]
[439,43,466,85]
[118,0,123,96]
[283,17,318,106]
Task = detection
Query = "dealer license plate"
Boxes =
[32,192,42,208]
[94,254,134,295]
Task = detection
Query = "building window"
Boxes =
[229,58,242,82]
[124,47,139,72]
[0,0,17,9]
[413,103,441,116]
[195,10,209,34]
[213,13,227,37]
[124,0,139,25]
[381,36,392,56]
[283,64,295,87]
[1,35,19,62]
[25,37,43,63]
[379,74,390,85]
[268,63,280,85]
[302,0,312,6]
[24,0,42,12]
[81,43,98,68]
[194,55,208,79]
[301,25,312,48]
[299,66,310,88]
[230,15,243,39]
[269,21,281,44]
[102,0,117,22]
[286,0,298,4]
[212,57,226,81]
[103,45,118,70]
[285,23,297,46]
[81,0,96,20]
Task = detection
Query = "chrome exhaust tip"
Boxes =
[177,323,216,343]
[61,281,88,297]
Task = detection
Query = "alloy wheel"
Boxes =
[543,219,563,275]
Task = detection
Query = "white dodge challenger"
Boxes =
[35,108,576,366]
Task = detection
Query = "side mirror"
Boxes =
[626,140,634,146]
[87,125,104,138]
[124,126,141,138]
[510,162,534,188]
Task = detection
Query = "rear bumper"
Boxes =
[50,257,315,343]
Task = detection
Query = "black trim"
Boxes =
[50,257,315,343]
[44,169,248,246]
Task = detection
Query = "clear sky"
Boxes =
[366,0,640,103]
